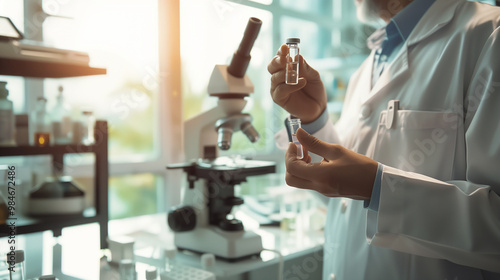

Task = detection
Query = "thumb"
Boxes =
[296,128,334,159]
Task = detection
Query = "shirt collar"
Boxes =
[367,0,436,50]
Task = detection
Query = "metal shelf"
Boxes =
[0,121,109,248]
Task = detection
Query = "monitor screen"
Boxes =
[0,16,23,40]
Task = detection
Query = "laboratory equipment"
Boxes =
[285,38,300,85]
[7,250,25,280]
[51,86,72,144]
[31,97,52,147]
[160,264,215,280]
[0,81,15,146]
[107,236,135,265]
[288,117,304,159]
[27,176,85,216]
[0,16,89,66]
[167,17,276,260]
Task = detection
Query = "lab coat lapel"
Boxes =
[362,0,461,105]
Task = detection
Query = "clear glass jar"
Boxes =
[285,38,300,85]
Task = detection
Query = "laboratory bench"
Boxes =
[9,212,325,280]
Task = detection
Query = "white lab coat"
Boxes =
[275,0,500,278]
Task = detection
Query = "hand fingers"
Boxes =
[296,128,341,159]
[285,171,316,189]
[285,142,324,180]
[267,44,288,74]
[298,55,320,80]
[270,78,307,106]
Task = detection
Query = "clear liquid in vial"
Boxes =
[292,134,303,159]
[286,61,299,85]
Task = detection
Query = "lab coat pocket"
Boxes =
[373,110,459,181]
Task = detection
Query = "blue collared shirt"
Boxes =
[287,0,436,212]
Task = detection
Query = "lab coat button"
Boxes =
[360,105,372,119]
[341,200,348,213]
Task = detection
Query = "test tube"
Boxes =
[289,118,304,159]
[285,38,300,85]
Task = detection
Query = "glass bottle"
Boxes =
[31,97,52,147]
[51,86,72,144]
[285,38,300,85]
[0,81,15,146]
[7,250,25,280]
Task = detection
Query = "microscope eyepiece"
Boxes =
[227,17,262,78]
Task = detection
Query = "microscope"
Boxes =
[166,17,276,261]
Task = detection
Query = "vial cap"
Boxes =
[6,250,24,263]
[286,38,300,44]
[145,266,158,279]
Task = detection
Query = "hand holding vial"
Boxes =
[268,40,327,124]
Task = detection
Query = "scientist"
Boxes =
[268,0,500,278]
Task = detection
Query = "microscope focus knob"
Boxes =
[168,206,197,232]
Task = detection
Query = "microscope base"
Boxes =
[175,227,263,261]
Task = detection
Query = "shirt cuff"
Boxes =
[284,109,329,141]
[363,163,384,212]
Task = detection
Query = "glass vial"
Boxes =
[31,97,52,147]
[0,81,15,146]
[81,111,95,145]
[289,118,303,159]
[119,259,136,280]
[285,38,300,85]
[7,250,25,280]
[51,86,72,144]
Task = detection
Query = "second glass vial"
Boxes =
[289,118,304,159]
[285,38,300,85]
